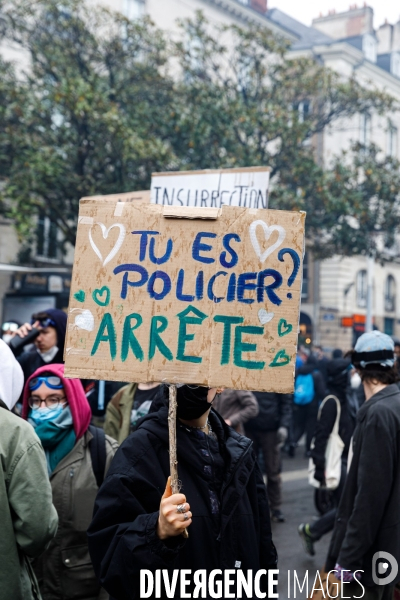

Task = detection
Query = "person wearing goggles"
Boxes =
[21,364,118,600]
[11,308,68,384]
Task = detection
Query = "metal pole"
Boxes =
[366,255,374,333]
[98,380,105,411]
[313,258,320,345]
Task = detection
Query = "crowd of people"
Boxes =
[1,308,399,600]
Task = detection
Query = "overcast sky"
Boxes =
[270,1,400,30]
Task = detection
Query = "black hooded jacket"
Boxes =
[326,384,400,586]
[87,407,277,600]
[311,359,355,470]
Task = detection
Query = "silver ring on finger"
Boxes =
[176,504,186,514]
[183,513,189,521]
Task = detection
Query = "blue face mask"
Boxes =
[29,405,64,426]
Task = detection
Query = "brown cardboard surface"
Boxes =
[64,201,305,392]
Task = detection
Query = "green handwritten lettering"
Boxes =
[121,313,144,362]
[234,325,265,370]
[176,305,208,363]
[91,313,116,360]
[213,315,244,365]
[149,316,173,361]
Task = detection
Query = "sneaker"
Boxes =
[271,509,285,523]
[298,524,315,556]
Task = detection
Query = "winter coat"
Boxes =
[33,429,118,600]
[0,406,58,600]
[87,407,278,600]
[213,388,259,434]
[0,339,58,600]
[245,392,293,432]
[21,363,119,600]
[326,384,400,586]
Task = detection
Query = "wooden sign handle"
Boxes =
[168,384,189,539]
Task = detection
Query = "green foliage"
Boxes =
[0,2,398,260]
[0,0,177,249]
[171,13,398,258]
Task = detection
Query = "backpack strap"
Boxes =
[88,425,107,488]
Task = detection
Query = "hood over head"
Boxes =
[327,358,351,397]
[0,339,24,410]
[34,308,67,352]
[22,363,91,439]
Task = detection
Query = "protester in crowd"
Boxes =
[12,308,67,381]
[326,331,400,599]
[313,345,329,385]
[290,355,326,457]
[0,340,58,600]
[1,319,20,343]
[212,387,259,434]
[332,348,343,359]
[21,363,118,600]
[88,384,278,600]
[245,391,293,523]
[298,358,356,555]
[104,381,162,443]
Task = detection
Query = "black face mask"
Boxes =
[176,385,211,420]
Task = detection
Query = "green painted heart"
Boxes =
[74,290,85,303]
[269,349,291,368]
[92,286,111,307]
[278,319,293,337]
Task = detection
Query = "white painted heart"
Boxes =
[89,222,126,266]
[258,309,275,325]
[75,310,95,332]
[249,220,286,263]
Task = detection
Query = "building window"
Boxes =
[363,34,377,63]
[391,52,400,78]
[36,214,58,259]
[384,317,394,336]
[123,0,145,20]
[302,252,309,300]
[387,122,398,157]
[385,274,396,312]
[360,113,371,146]
[356,270,367,308]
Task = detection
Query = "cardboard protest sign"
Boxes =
[151,167,270,209]
[64,200,305,393]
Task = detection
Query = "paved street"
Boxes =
[271,448,332,598]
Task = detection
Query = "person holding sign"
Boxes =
[87,384,278,600]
